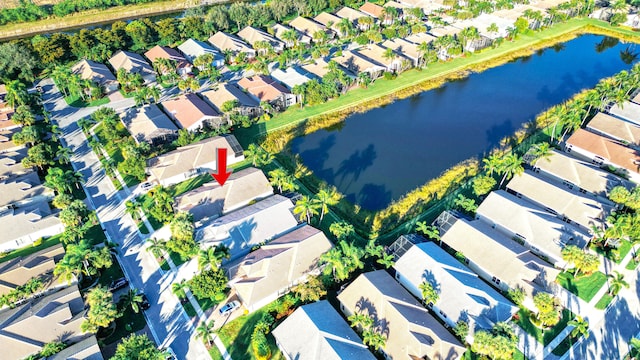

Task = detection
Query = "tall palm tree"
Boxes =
[5,80,28,108]
[281,29,298,48]
[415,221,440,242]
[482,154,502,176]
[498,154,524,187]
[320,247,347,281]
[146,238,167,258]
[348,312,374,329]
[268,168,297,193]
[293,195,320,223]
[607,271,629,296]
[171,280,187,299]
[568,315,589,339]
[419,280,439,306]
[313,188,342,221]
[121,288,145,313]
[531,142,552,165]
[362,329,386,350]
[198,247,218,270]
[196,321,215,346]
[55,146,72,165]
[125,200,142,222]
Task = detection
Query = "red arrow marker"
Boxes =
[211,148,233,186]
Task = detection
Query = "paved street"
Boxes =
[38,79,210,360]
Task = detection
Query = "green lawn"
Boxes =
[0,234,62,264]
[594,293,614,310]
[209,347,224,360]
[84,223,107,246]
[592,240,632,264]
[101,305,147,345]
[626,257,639,270]
[556,271,607,302]
[97,258,126,288]
[514,308,575,345]
[182,300,197,318]
[64,95,110,108]
[216,309,283,360]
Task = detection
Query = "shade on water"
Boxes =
[291,34,638,211]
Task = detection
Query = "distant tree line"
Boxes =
[0,0,157,26]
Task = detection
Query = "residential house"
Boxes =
[506,170,612,232]
[429,25,462,38]
[177,39,224,68]
[0,171,53,209]
[586,111,640,149]
[194,194,299,261]
[300,59,334,80]
[565,129,640,183]
[0,84,15,128]
[272,300,376,360]
[237,26,285,54]
[313,12,343,35]
[208,32,256,59]
[48,336,103,360]
[475,190,590,267]
[71,59,118,93]
[532,149,633,202]
[270,67,313,90]
[0,148,29,179]
[270,24,312,48]
[227,225,333,312]
[0,128,20,153]
[608,101,640,125]
[0,285,88,360]
[0,243,66,297]
[146,135,244,187]
[332,50,385,78]
[436,211,561,311]
[108,50,156,84]
[120,104,178,145]
[237,75,296,109]
[356,43,409,73]
[160,93,226,132]
[359,2,387,22]
[174,167,273,226]
[337,270,466,360]
[201,83,261,117]
[0,203,64,253]
[144,45,193,76]
[335,6,369,29]
[405,32,437,45]
[391,237,518,340]
[382,38,422,66]
[288,17,332,41]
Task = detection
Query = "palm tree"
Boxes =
[415,221,439,241]
[320,247,347,281]
[568,315,589,339]
[607,271,629,296]
[268,168,297,193]
[498,154,524,187]
[376,253,395,268]
[5,80,28,108]
[125,200,142,222]
[121,288,145,313]
[531,142,552,165]
[196,321,215,346]
[313,188,342,221]
[362,329,386,350]
[293,195,320,223]
[145,238,167,259]
[291,84,305,108]
[198,248,218,270]
[281,29,298,48]
[348,313,374,329]
[419,280,439,306]
[171,280,187,299]
[55,146,72,165]
[630,337,640,358]
[482,154,502,176]
[357,72,371,88]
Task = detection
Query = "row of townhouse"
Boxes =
[0,95,63,254]
[143,135,337,314]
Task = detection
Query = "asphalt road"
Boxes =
[39,80,210,360]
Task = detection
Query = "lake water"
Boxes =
[290,34,638,211]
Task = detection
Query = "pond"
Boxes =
[290,34,638,211]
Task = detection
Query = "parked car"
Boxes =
[140,293,151,310]
[162,347,177,360]
[108,277,129,292]
[219,300,240,316]
[140,182,154,192]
